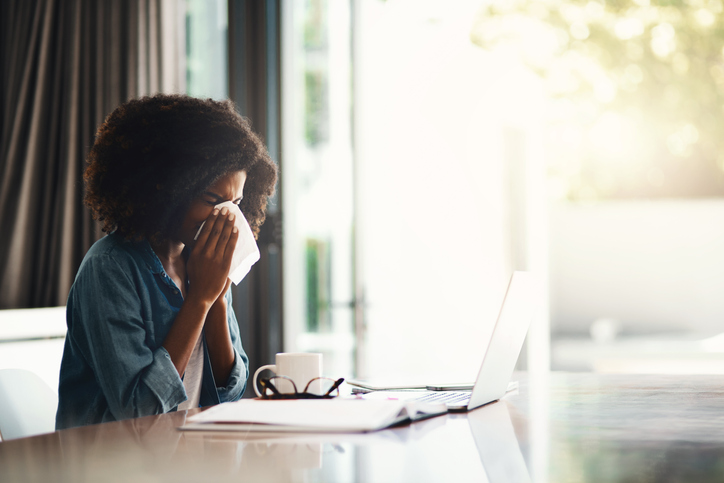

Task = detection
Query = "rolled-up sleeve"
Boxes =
[142,347,188,411]
[69,255,187,420]
[215,288,249,402]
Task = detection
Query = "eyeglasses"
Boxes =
[258,376,345,400]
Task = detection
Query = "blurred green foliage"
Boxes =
[472,0,724,199]
[303,0,329,148]
[305,238,331,332]
[305,70,328,147]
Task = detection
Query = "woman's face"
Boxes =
[177,170,248,247]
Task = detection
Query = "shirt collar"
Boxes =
[134,238,166,275]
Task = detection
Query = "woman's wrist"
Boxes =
[209,294,227,316]
[209,279,231,312]
[184,290,215,313]
[204,292,234,385]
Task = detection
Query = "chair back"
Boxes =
[0,369,58,441]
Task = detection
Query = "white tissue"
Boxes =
[193,201,260,285]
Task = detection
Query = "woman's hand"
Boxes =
[186,206,239,308]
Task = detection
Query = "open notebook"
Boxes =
[179,398,447,433]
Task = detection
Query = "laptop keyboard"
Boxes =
[359,389,471,408]
[412,391,470,406]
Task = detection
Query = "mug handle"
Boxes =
[253,364,277,397]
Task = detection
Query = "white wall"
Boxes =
[550,200,724,337]
[0,307,66,392]
[355,1,546,380]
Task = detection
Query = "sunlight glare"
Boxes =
[584,1,606,20]
[672,52,689,74]
[650,22,676,58]
[666,123,699,156]
[593,77,616,103]
[625,63,644,84]
[694,8,716,26]
[570,22,590,40]
[588,112,633,158]
[614,17,645,39]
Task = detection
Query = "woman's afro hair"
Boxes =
[84,94,277,242]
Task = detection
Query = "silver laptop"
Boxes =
[359,271,538,411]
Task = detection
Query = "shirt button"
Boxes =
[173,289,179,295]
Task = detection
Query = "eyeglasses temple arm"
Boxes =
[325,377,345,396]
[261,378,282,397]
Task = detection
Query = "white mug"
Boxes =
[253,353,323,397]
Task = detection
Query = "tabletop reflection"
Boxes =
[4,374,721,482]
[0,398,531,483]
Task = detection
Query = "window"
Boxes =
[474,0,724,373]
[186,0,228,99]
[282,0,356,377]
[284,0,548,380]
[285,0,724,378]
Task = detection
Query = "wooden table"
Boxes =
[1,372,723,482]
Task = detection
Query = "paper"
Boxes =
[179,398,448,433]
[194,201,260,285]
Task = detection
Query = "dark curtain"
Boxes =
[0,0,184,309]
[228,0,284,389]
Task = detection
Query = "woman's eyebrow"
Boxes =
[203,192,243,203]
[203,191,223,200]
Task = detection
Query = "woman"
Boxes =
[56,94,277,429]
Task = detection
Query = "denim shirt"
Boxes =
[56,233,249,430]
